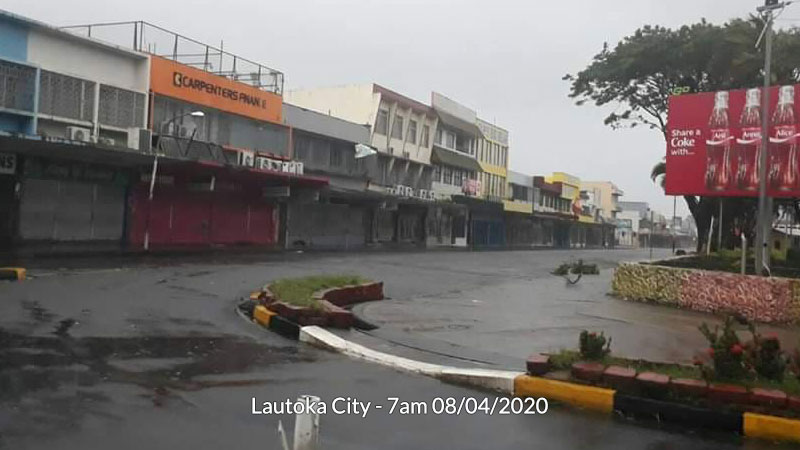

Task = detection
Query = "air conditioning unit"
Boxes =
[417,189,428,199]
[67,126,92,142]
[428,190,437,200]
[97,137,116,146]
[281,162,292,173]
[127,128,153,152]
[237,150,255,167]
[294,162,304,175]
[286,162,298,174]
[268,159,283,172]
[255,157,270,170]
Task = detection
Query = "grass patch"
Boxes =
[269,274,368,309]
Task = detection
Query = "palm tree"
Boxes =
[650,159,666,190]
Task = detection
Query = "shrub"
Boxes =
[745,324,787,381]
[698,316,749,381]
[579,330,611,360]
[553,260,599,276]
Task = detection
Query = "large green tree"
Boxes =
[565,17,800,251]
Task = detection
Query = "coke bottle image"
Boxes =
[768,85,799,191]
[705,91,733,190]
[735,88,762,191]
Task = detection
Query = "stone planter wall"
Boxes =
[252,281,383,329]
[612,263,800,323]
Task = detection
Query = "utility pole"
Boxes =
[754,0,790,275]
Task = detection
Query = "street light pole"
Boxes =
[754,0,789,275]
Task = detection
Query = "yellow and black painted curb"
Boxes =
[514,374,800,443]
[251,305,299,339]
[0,267,26,281]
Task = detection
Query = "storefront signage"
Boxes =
[0,153,16,175]
[150,56,282,123]
[667,84,800,197]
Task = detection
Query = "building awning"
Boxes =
[436,110,482,136]
[430,146,482,172]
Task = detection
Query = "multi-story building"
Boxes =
[475,119,508,203]
[0,11,325,254]
[505,171,535,247]
[0,10,150,251]
[428,92,482,247]
[580,181,624,221]
[285,83,438,245]
[283,103,372,249]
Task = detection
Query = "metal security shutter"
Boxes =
[19,179,59,240]
[91,184,125,240]
[19,179,125,241]
[54,181,93,240]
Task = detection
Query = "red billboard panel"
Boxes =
[666,85,800,197]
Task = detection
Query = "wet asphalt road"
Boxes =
[0,248,796,449]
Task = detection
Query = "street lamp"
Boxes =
[754,0,793,275]
[162,110,205,135]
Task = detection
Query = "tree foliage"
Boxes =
[565,17,800,250]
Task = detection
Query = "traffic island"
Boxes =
[516,350,800,443]
[241,275,384,337]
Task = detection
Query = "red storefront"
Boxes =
[128,160,326,249]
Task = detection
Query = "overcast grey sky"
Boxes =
[5,0,783,217]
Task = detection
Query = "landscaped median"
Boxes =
[612,261,800,323]
[241,274,384,338]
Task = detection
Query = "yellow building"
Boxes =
[475,118,508,203]
[545,172,581,215]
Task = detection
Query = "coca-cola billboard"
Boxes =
[666,84,800,197]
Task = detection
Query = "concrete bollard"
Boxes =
[293,395,320,450]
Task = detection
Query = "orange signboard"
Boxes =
[150,55,282,123]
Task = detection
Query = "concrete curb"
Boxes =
[0,267,26,281]
[297,325,800,444]
[298,326,520,394]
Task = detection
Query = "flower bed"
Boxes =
[612,262,800,323]
[248,275,384,329]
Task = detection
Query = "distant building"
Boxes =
[580,181,623,221]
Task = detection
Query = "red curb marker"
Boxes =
[603,365,637,389]
[571,362,605,382]
[750,388,788,408]
[636,371,670,387]
[526,354,550,376]
[708,383,749,404]
[670,378,708,396]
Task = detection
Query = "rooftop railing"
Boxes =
[61,21,284,95]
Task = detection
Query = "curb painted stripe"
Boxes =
[268,315,300,339]
[514,375,614,413]
[614,393,743,433]
[253,305,275,327]
[744,412,800,443]
[0,268,26,281]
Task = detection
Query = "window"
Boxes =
[0,60,37,113]
[330,146,342,167]
[38,70,94,121]
[433,164,442,182]
[443,166,453,185]
[407,120,417,144]
[375,109,389,135]
[421,125,430,147]
[98,84,146,128]
[454,169,464,187]
[435,127,443,145]
[391,115,404,139]
[445,131,456,149]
